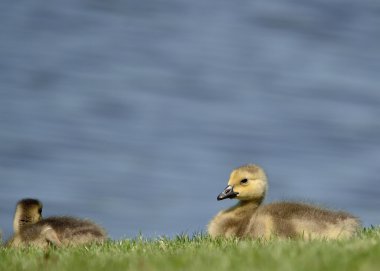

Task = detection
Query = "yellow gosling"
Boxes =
[208,164,361,240]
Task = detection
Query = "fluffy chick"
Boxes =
[208,164,361,240]
[7,198,107,248]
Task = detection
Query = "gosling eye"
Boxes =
[240,179,249,185]
[38,208,42,214]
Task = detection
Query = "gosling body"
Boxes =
[7,198,107,248]
[8,216,107,248]
[208,164,361,239]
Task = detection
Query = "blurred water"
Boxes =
[1,0,380,240]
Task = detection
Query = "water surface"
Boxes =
[1,0,380,239]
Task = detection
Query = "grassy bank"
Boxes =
[1,228,380,271]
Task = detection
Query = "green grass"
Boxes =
[1,228,380,271]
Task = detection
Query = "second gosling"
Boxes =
[7,198,107,248]
[208,164,361,240]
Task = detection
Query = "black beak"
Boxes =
[217,185,238,201]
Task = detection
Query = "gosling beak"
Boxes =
[217,185,239,201]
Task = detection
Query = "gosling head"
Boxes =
[217,164,268,203]
[13,198,43,233]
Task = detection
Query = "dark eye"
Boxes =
[38,208,42,214]
[240,179,248,185]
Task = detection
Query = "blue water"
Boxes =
[1,0,380,240]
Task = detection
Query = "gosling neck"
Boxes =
[238,199,260,208]
[237,195,265,208]
[13,207,38,233]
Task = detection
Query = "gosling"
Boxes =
[208,164,361,240]
[7,198,107,248]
